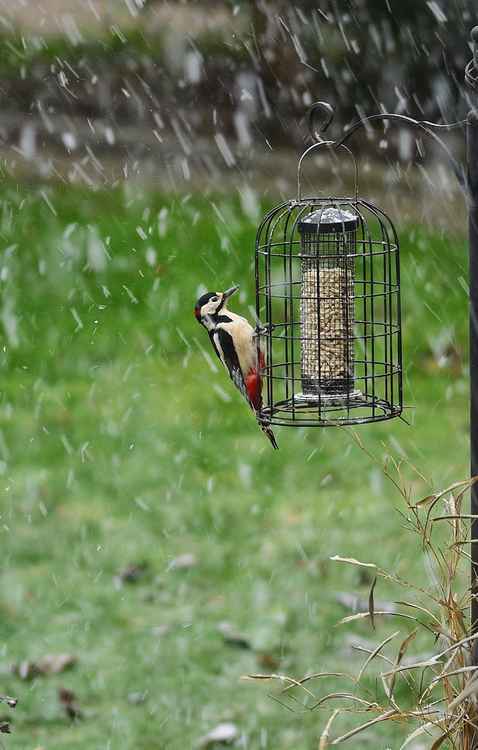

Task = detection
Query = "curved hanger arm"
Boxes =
[336,113,465,187]
[307,102,466,189]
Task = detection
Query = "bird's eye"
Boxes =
[211,296,219,302]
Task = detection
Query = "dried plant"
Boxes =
[244,434,478,748]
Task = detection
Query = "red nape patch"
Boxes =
[194,306,201,320]
[245,369,262,410]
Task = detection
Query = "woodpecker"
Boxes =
[194,285,278,449]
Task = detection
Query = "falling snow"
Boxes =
[0,1,474,747]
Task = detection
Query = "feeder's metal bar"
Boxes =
[467,26,478,670]
[289,204,311,420]
[282,210,294,404]
[359,200,403,412]
[269,204,295,420]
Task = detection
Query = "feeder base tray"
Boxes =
[294,390,362,406]
[259,394,401,427]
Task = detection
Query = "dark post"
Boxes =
[468,26,478,657]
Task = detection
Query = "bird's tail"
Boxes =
[252,389,278,449]
[261,423,279,450]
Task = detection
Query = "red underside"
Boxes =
[246,352,265,410]
[245,370,261,410]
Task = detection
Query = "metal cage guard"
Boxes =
[255,111,403,428]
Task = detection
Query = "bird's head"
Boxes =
[194,286,239,329]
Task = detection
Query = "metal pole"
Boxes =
[468,26,478,664]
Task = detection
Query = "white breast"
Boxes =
[218,311,257,374]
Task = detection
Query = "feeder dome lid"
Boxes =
[298,206,359,235]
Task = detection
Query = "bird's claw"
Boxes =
[254,324,272,338]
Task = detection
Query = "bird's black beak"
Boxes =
[223,285,239,301]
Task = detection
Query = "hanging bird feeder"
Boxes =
[254,105,402,427]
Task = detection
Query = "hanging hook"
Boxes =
[308,101,335,143]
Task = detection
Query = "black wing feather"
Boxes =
[208,326,278,448]
[209,328,248,403]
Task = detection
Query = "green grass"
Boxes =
[0,181,469,748]
[0,28,161,76]
[0,26,248,80]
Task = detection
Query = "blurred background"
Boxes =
[0,1,474,748]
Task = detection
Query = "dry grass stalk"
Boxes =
[245,436,478,748]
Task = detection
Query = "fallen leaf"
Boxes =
[12,654,77,680]
[169,553,197,570]
[217,622,251,650]
[58,687,82,721]
[114,562,149,587]
[198,722,239,747]
[65,703,82,720]
[39,654,77,674]
[58,688,76,704]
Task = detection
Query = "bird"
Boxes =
[194,285,278,449]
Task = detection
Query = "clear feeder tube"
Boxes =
[298,208,359,400]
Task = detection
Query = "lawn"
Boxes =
[0,180,470,748]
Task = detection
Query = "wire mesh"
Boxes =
[254,198,402,427]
